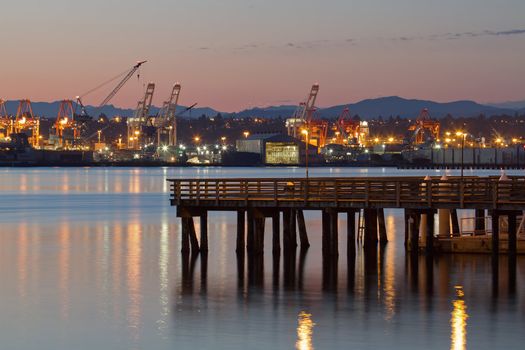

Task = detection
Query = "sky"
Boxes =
[1,0,524,112]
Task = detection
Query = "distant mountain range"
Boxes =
[2,96,522,120]
[2,100,218,119]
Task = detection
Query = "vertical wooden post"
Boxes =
[236,210,245,253]
[491,210,500,256]
[272,211,280,254]
[188,217,200,254]
[404,210,410,249]
[290,209,297,248]
[363,209,378,250]
[475,209,485,234]
[378,208,388,243]
[347,210,356,257]
[181,217,190,254]
[451,209,460,236]
[425,210,434,255]
[254,217,265,254]
[508,212,517,257]
[200,212,208,252]
[297,209,310,248]
[409,211,420,254]
[322,210,330,256]
[247,209,254,253]
[283,209,292,252]
[330,211,339,257]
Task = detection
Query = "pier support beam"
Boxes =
[297,210,310,248]
[438,209,450,237]
[283,209,293,252]
[188,217,200,254]
[181,217,190,254]
[508,212,517,257]
[272,211,280,254]
[254,217,265,254]
[378,208,388,244]
[475,209,485,234]
[408,210,420,254]
[363,209,378,250]
[247,209,254,253]
[347,210,357,257]
[425,210,435,255]
[330,211,339,257]
[451,209,460,236]
[491,210,500,256]
[200,213,208,253]
[290,209,297,249]
[236,210,245,253]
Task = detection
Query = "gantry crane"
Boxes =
[0,99,11,139]
[14,99,40,147]
[128,82,155,149]
[286,84,319,139]
[333,107,360,145]
[156,83,181,146]
[408,108,440,144]
[54,100,78,148]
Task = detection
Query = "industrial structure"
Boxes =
[0,99,10,139]
[155,83,181,147]
[53,100,77,148]
[127,82,155,149]
[14,99,39,147]
[408,108,440,144]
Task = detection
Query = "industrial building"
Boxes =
[236,133,318,165]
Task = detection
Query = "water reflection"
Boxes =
[451,286,468,350]
[296,311,315,350]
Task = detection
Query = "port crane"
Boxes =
[156,83,181,146]
[0,99,11,138]
[128,82,155,149]
[286,84,319,139]
[14,99,40,147]
[408,108,440,144]
[333,107,360,145]
[75,60,147,117]
[54,100,77,148]
[76,61,147,144]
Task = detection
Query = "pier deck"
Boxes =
[168,176,525,259]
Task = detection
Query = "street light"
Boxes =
[456,131,467,179]
[301,129,309,179]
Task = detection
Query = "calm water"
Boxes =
[0,167,524,349]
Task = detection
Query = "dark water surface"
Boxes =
[0,167,523,349]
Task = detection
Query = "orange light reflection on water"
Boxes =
[451,286,468,350]
[296,311,315,350]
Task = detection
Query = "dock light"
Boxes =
[445,131,451,136]
[388,137,394,142]
[60,118,68,125]
[445,138,451,143]
[19,117,26,125]
[221,136,226,142]
[222,145,227,151]
[374,138,379,143]
[243,131,250,138]
[194,136,200,143]
[512,138,518,143]
[162,145,168,152]
[134,130,140,135]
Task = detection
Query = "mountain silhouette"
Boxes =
[2,96,517,119]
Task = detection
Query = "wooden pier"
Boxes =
[168,176,525,259]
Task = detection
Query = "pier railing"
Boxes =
[168,176,525,210]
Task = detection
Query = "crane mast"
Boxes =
[156,83,181,146]
[98,60,146,108]
[54,100,77,148]
[14,99,40,147]
[128,82,155,149]
[287,83,320,138]
[0,99,11,138]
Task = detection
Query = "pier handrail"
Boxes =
[168,176,525,210]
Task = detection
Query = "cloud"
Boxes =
[393,28,525,42]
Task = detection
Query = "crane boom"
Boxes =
[99,60,146,107]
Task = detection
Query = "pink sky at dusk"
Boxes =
[1,0,524,112]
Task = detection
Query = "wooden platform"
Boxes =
[167,176,525,259]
